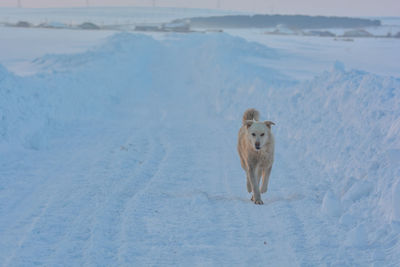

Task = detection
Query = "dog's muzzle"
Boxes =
[255,142,260,150]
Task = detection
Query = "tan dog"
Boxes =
[237,108,275,205]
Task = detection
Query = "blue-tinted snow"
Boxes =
[0,29,399,266]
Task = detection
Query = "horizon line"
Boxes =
[0,5,396,18]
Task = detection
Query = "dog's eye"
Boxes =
[252,133,256,137]
[261,133,265,136]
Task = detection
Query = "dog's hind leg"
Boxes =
[261,167,272,193]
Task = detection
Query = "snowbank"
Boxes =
[214,54,400,259]
[0,32,286,149]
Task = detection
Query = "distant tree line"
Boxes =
[174,15,381,29]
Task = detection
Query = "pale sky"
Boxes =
[0,0,399,17]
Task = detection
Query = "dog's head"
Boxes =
[245,120,275,150]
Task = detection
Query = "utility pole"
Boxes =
[217,0,221,9]
[86,0,90,7]
[17,0,22,8]
[152,0,156,8]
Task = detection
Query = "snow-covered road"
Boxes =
[0,80,322,266]
[1,32,399,266]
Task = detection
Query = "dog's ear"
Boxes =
[244,120,254,128]
[264,121,275,129]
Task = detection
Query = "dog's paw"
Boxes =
[254,199,264,205]
[251,196,263,205]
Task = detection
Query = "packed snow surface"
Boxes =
[0,30,400,266]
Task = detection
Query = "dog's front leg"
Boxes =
[246,171,252,193]
[260,166,272,193]
[249,167,263,205]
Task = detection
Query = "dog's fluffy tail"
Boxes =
[242,108,260,125]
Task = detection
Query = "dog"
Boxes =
[237,108,275,205]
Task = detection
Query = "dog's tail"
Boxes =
[242,108,260,125]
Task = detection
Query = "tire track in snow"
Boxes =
[5,124,143,266]
[47,126,150,266]
[270,200,317,266]
[2,122,152,266]
[266,150,319,267]
[2,195,53,267]
[116,132,167,265]
[2,124,125,266]
[114,103,224,265]
[82,133,161,266]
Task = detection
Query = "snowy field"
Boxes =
[1,7,400,266]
